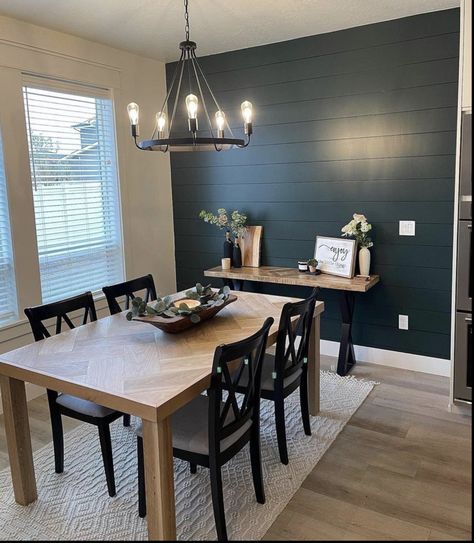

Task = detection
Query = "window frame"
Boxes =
[21,75,126,305]
[0,128,19,326]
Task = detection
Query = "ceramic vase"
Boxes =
[223,232,233,266]
[358,246,371,276]
[233,242,242,268]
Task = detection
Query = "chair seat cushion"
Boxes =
[56,394,116,418]
[136,395,252,457]
[239,353,302,392]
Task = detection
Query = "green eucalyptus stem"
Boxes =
[126,283,231,324]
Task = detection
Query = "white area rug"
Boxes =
[0,371,376,541]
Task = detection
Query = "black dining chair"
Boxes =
[234,288,319,465]
[135,317,274,541]
[24,292,128,497]
[102,274,157,315]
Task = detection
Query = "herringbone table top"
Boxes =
[0,291,324,422]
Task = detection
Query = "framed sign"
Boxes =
[314,236,357,278]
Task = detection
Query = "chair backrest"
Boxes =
[208,317,274,454]
[24,292,97,342]
[102,274,157,315]
[273,287,319,386]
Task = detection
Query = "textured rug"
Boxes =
[0,371,376,541]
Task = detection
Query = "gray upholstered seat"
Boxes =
[136,395,252,456]
[239,353,302,391]
[56,394,116,418]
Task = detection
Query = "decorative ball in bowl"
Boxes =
[126,283,236,333]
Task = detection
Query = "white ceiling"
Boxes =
[0,0,460,62]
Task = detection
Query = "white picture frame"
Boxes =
[314,236,357,278]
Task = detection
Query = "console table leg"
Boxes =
[337,292,356,376]
[223,278,244,291]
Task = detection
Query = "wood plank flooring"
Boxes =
[0,358,471,541]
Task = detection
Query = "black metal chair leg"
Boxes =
[137,437,146,518]
[274,398,289,465]
[249,426,265,504]
[190,462,197,474]
[299,375,312,436]
[209,463,228,541]
[47,390,64,474]
[123,414,131,427]
[98,423,116,497]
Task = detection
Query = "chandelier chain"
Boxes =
[184,0,190,41]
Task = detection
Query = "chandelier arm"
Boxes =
[191,50,236,139]
[236,134,252,148]
[168,52,187,135]
[151,50,185,138]
[190,54,220,150]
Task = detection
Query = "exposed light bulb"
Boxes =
[185,94,198,119]
[241,101,253,124]
[215,110,226,137]
[156,111,166,135]
[127,102,139,125]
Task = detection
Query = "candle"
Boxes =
[173,298,201,309]
[221,257,231,270]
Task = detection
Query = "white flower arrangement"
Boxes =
[341,213,373,248]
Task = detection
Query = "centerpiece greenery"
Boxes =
[126,283,231,324]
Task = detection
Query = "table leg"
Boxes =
[142,417,176,541]
[336,291,357,376]
[308,313,321,415]
[0,376,37,505]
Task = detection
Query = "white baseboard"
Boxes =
[320,340,450,377]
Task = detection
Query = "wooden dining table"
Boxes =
[0,290,324,540]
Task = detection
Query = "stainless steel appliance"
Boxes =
[454,111,472,402]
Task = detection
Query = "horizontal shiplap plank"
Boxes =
[173,178,454,203]
[175,220,454,247]
[171,131,456,169]
[174,201,454,223]
[167,10,459,76]
[171,155,455,185]
[211,59,459,108]
[198,33,459,93]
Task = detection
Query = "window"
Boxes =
[23,81,124,303]
[0,131,18,325]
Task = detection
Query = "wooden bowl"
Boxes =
[132,294,237,333]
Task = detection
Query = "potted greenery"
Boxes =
[341,213,373,276]
[307,258,318,273]
[199,208,247,267]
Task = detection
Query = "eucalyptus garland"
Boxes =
[126,283,231,324]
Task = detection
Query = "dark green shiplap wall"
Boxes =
[168,9,459,360]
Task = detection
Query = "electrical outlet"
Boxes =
[399,220,416,236]
[398,314,409,330]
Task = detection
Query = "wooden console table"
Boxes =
[205,266,380,376]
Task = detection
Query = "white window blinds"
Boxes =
[0,131,18,325]
[23,82,124,303]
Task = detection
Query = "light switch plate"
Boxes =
[399,314,409,330]
[399,220,416,236]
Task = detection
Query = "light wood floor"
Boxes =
[0,358,471,541]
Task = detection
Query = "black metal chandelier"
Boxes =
[127,0,253,152]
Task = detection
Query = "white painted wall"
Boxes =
[0,15,176,408]
[449,0,471,407]
[461,0,472,109]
